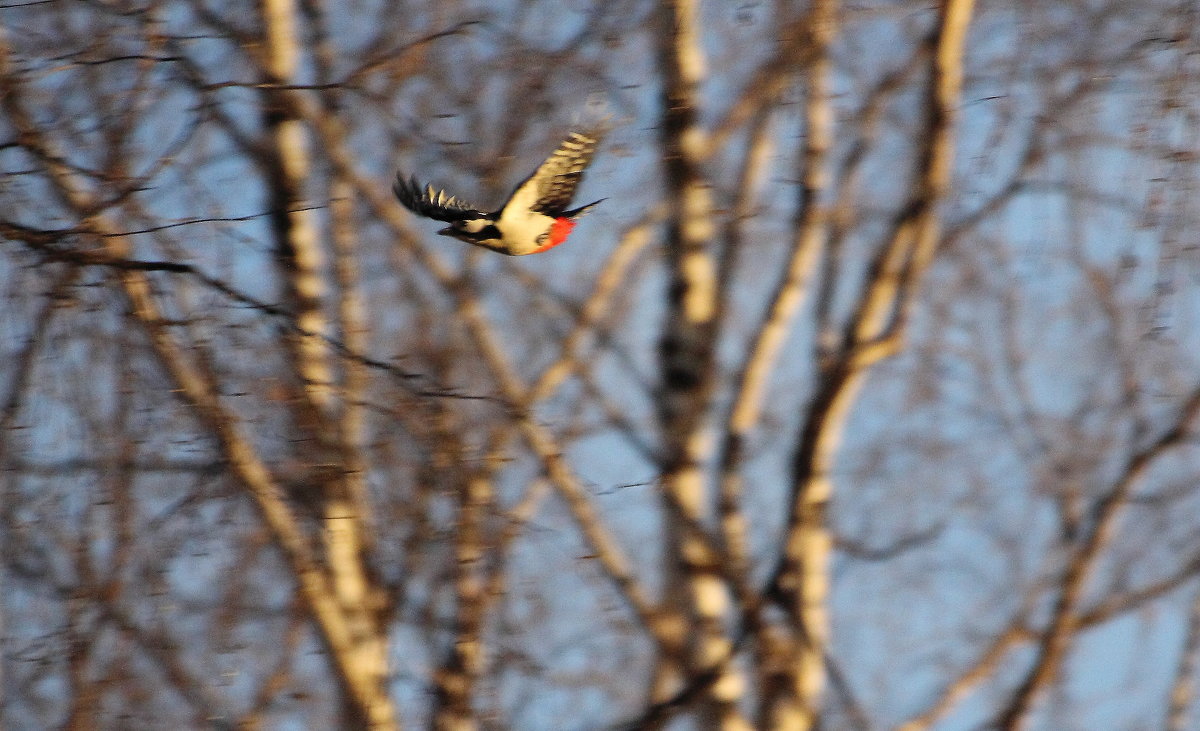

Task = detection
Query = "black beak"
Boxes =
[437,226,454,237]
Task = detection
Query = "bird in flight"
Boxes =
[393,129,606,255]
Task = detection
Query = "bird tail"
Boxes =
[562,198,606,219]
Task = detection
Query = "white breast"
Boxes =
[496,205,556,256]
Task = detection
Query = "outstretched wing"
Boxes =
[393,174,484,222]
[503,129,605,217]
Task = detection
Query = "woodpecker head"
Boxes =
[437,215,502,248]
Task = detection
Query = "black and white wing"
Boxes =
[393,174,484,222]
[502,129,605,217]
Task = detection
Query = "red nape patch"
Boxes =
[532,217,575,254]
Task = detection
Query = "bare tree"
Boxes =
[3,0,1200,729]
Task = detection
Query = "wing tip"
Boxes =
[393,169,484,222]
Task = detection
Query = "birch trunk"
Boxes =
[769,0,976,725]
[258,1,396,727]
[653,1,747,726]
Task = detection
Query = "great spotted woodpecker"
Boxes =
[393,129,606,255]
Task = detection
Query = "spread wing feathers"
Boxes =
[506,130,605,217]
[393,174,483,222]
